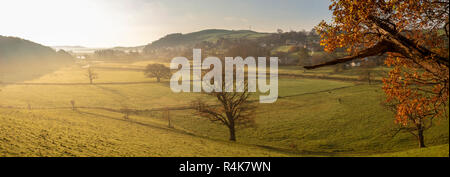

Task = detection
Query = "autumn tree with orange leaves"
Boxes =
[306,0,449,148]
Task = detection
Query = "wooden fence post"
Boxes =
[70,100,76,111]
[165,107,173,128]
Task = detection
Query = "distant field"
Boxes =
[0,62,448,157]
[278,65,390,81]
[0,69,199,110]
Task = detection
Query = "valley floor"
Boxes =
[0,62,448,157]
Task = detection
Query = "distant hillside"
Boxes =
[144,29,270,50]
[1,36,58,60]
[0,35,73,82]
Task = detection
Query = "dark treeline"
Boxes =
[141,29,320,62]
[92,49,141,60]
[88,29,385,69]
[140,29,375,67]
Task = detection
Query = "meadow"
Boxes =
[0,61,448,157]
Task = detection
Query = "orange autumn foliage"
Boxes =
[314,0,449,146]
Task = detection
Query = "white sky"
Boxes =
[0,0,332,48]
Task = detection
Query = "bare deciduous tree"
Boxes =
[86,67,98,84]
[144,63,171,83]
[192,82,256,141]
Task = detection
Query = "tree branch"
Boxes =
[304,39,393,69]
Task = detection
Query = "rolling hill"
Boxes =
[0,36,73,82]
[0,36,72,61]
[143,29,270,50]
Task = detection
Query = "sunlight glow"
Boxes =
[0,0,331,47]
[0,0,144,47]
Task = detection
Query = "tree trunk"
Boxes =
[157,76,161,83]
[417,127,426,148]
[228,124,236,141]
[89,78,93,84]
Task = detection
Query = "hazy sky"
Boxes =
[0,0,332,48]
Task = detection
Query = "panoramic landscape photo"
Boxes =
[0,0,448,157]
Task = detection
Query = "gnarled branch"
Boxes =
[305,15,449,70]
[304,39,393,69]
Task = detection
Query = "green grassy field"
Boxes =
[278,65,390,81]
[168,83,448,156]
[0,108,293,157]
[0,62,448,157]
[371,144,449,157]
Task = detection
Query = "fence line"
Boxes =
[0,72,381,86]
[0,81,163,86]
[0,84,360,113]
[0,105,194,113]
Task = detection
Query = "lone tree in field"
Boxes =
[86,67,98,84]
[383,101,435,147]
[192,82,256,142]
[306,0,449,148]
[144,63,171,83]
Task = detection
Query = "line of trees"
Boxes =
[93,49,141,60]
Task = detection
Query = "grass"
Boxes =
[0,62,448,157]
[0,108,292,157]
[169,84,449,156]
[278,65,391,81]
[0,66,201,109]
[371,144,449,157]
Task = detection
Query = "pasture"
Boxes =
[0,62,448,157]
